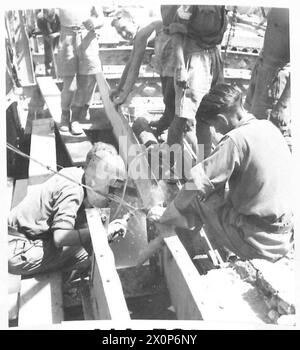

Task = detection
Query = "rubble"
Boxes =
[231,252,296,325]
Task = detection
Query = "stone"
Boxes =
[231,260,257,283]
[277,314,296,326]
[267,309,280,323]
[277,300,295,315]
[250,257,295,307]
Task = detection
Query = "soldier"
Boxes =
[245,8,291,151]
[149,84,293,262]
[8,142,128,276]
[166,5,228,159]
[36,9,61,76]
[57,6,104,135]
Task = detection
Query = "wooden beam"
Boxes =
[6,178,14,211]
[163,236,209,320]
[8,274,21,322]
[11,179,28,209]
[79,279,95,321]
[96,71,207,320]
[18,272,64,326]
[5,11,35,86]
[35,76,62,124]
[86,208,130,321]
[95,71,156,209]
[32,46,259,71]
[7,178,21,322]
[28,118,56,185]
[9,119,64,326]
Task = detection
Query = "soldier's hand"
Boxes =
[83,18,96,31]
[109,88,120,100]
[48,32,60,39]
[107,219,127,243]
[112,93,127,106]
[175,65,188,89]
[147,205,166,223]
[269,106,290,129]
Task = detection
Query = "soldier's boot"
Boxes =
[70,106,84,135]
[59,109,71,132]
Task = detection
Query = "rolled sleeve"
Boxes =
[159,201,190,228]
[163,136,240,227]
[190,163,215,197]
[51,186,84,231]
[168,5,193,35]
[193,136,240,194]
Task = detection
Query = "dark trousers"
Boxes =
[44,36,59,72]
[156,76,176,133]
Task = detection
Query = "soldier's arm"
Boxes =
[83,5,104,30]
[113,21,162,105]
[169,5,193,87]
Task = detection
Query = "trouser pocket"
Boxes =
[8,238,44,275]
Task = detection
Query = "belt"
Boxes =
[8,226,49,241]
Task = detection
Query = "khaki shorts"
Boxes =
[175,47,224,120]
[8,234,89,276]
[57,27,102,77]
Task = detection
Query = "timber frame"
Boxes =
[6,9,263,322]
[95,71,206,320]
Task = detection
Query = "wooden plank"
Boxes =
[96,71,207,320]
[8,274,21,321]
[79,279,95,320]
[11,179,28,209]
[102,65,251,81]
[36,76,62,124]
[28,118,56,185]
[18,272,63,326]
[86,208,130,321]
[5,11,35,86]
[6,178,14,211]
[8,178,24,322]
[36,76,93,166]
[33,46,259,69]
[163,235,206,320]
[95,71,156,209]
[9,153,64,326]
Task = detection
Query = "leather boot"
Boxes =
[81,104,90,121]
[70,106,84,135]
[59,110,70,132]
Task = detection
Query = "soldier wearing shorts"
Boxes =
[57,7,104,135]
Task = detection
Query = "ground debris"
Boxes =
[196,267,270,324]
[230,252,295,324]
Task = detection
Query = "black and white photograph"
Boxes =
[2,0,299,331]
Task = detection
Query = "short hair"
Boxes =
[111,9,135,28]
[85,142,118,169]
[196,83,243,123]
[84,142,126,183]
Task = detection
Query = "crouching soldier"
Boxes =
[149,84,294,262]
[8,142,127,276]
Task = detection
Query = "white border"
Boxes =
[1,0,299,330]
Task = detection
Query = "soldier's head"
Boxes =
[196,84,245,134]
[44,9,56,22]
[84,142,126,208]
[111,9,139,41]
